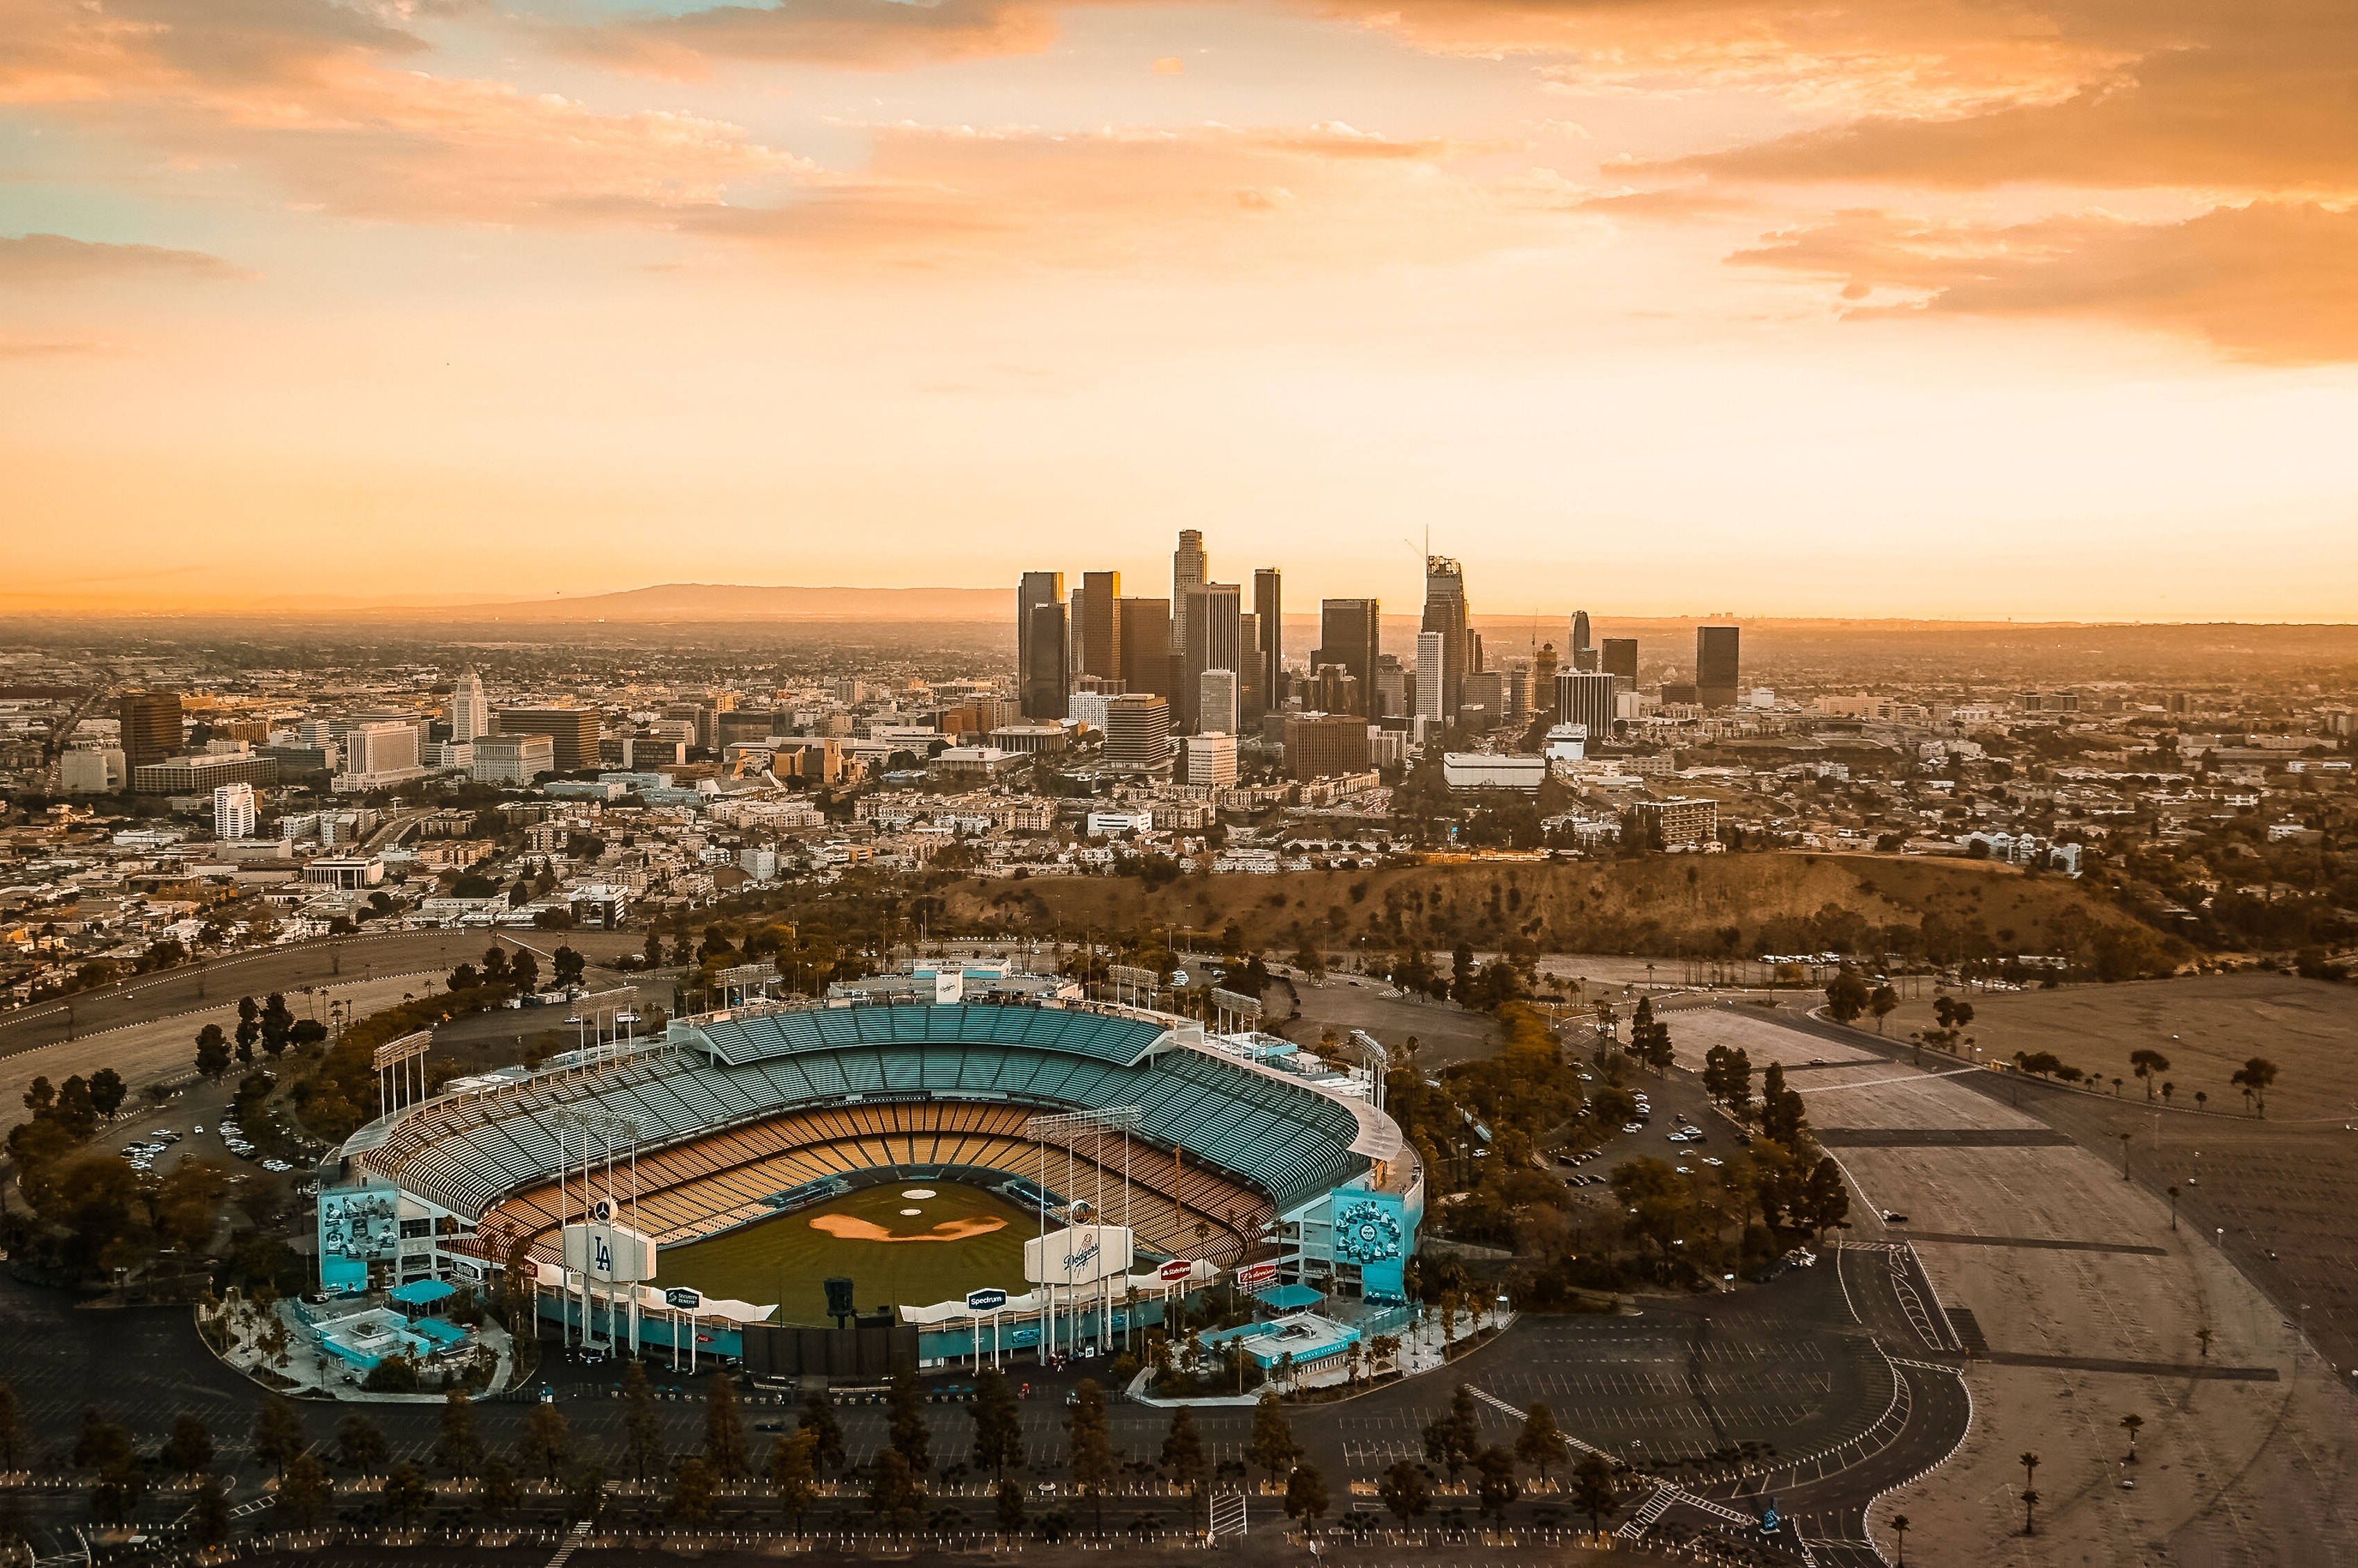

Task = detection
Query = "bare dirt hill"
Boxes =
[938,852,2180,971]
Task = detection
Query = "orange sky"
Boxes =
[3,0,2354,619]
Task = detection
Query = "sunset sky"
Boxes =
[3,0,2352,620]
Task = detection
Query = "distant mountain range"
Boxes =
[364,583,1015,621]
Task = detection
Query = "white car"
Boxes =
[1622,1122,1644,1133]
[1702,1157,1725,1168]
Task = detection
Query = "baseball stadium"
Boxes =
[325,965,1422,1371]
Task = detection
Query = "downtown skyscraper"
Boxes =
[1017,570,1068,719]
[1420,555,1473,723]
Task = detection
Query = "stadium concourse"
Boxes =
[325,966,1423,1365]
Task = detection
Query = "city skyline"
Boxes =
[3,0,2352,621]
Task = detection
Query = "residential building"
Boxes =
[495,707,600,773]
[213,782,257,840]
[119,691,184,770]
[1286,712,1369,780]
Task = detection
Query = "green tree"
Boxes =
[2232,1057,2279,1116]
[252,1396,305,1481]
[621,1360,666,1482]
[279,1451,334,1530]
[1802,1156,1851,1239]
[71,1409,133,1475]
[435,1388,483,1474]
[87,1068,126,1121]
[995,1476,1027,1537]
[886,1366,931,1475]
[866,1447,924,1543]
[162,1413,215,1476]
[1570,1451,1620,1534]
[1377,1458,1429,1524]
[972,1367,1022,1481]
[193,1023,232,1081]
[190,1474,232,1549]
[2120,1412,2144,1462]
[797,1386,847,1474]
[1475,1445,1520,1524]
[521,1401,572,1482]
[565,1463,607,1526]
[337,1412,388,1473]
[479,1457,520,1519]
[703,1371,748,1481]
[1868,984,1899,1033]
[1067,1377,1117,1533]
[667,1456,716,1524]
[1246,1390,1298,1490]
[2130,1049,2170,1100]
[1422,1384,1481,1483]
[1286,1459,1330,1528]
[769,1431,819,1534]
[1515,1402,1569,1483]
[383,1463,432,1528]
[1825,968,1870,1024]
[1161,1406,1210,1528]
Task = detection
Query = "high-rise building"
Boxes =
[1017,571,1067,720]
[1117,598,1171,700]
[1556,671,1618,741]
[1196,669,1239,737]
[1696,626,1741,708]
[1420,556,1471,720]
[1078,571,1121,681]
[1171,531,1207,655]
[1182,732,1238,788]
[1570,610,1597,673]
[1374,655,1407,719]
[1533,643,1560,721]
[1315,598,1380,713]
[449,667,491,743]
[494,707,599,773]
[1286,713,1370,780]
[1601,638,1639,685]
[1101,693,1171,772]
[1414,630,1446,727]
[345,720,422,778]
[119,691,184,770]
[1251,569,1283,709]
[1238,612,1264,721]
[1180,583,1243,731]
[212,782,257,840]
[1461,670,1505,730]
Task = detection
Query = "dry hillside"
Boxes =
[937,852,2182,973]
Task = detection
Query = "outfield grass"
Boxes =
[655,1180,1038,1324]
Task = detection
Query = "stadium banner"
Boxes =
[1024,1224,1135,1288]
[562,1221,657,1284]
[965,1288,1010,1312]
[1235,1261,1280,1291]
[1157,1259,1194,1283]
[317,1181,405,1293]
[370,1030,431,1070]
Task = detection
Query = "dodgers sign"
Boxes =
[1022,1224,1135,1287]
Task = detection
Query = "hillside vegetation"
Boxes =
[938,852,2183,975]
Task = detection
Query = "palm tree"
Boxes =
[2020,1451,2040,1494]
[1891,1513,1911,1565]
[2195,1089,2208,1112]
[2120,1413,2143,1462]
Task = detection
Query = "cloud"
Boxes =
[1732,201,2358,363]
[0,232,249,283]
[542,0,1061,76]
[1152,55,1185,75]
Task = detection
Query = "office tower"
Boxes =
[1078,571,1121,680]
[1024,602,1070,721]
[1556,671,1618,740]
[1101,692,1171,771]
[1601,638,1639,684]
[1182,732,1239,788]
[1117,598,1171,700]
[1171,531,1207,655]
[1415,630,1445,724]
[119,691,184,770]
[1696,625,1741,709]
[1570,610,1597,673]
[1180,582,1243,731]
[1309,665,1361,716]
[1197,669,1239,736]
[60,748,126,794]
[1251,569,1283,707]
[1461,670,1505,730]
[449,666,490,743]
[1017,571,1067,720]
[1286,713,1370,780]
[493,707,599,773]
[1420,556,1471,719]
[1533,644,1560,720]
[212,782,257,840]
[345,720,422,777]
[1315,598,1380,713]
[472,734,554,784]
[1504,660,1531,726]
[1374,654,1407,719]
[1238,612,1264,721]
